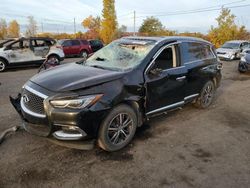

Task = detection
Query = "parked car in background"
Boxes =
[238,49,250,73]
[58,39,93,58]
[216,40,250,60]
[88,39,103,52]
[11,36,222,151]
[0,37,65,72]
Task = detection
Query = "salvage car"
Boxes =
[0,37,65,72]
[238,49,250,73]
[10,36,222,151]
[216,40,250,60]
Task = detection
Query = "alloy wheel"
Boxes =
[81,51,88,58]
[107,113,133,145]
[0,61,5,72]
[201,82,214,107]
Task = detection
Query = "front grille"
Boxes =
[22,88,45,115]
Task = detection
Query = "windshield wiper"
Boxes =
[95,57,106,61]
[90,65,106,70]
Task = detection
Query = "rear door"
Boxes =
[31,39,50,60]
[145,43,188,116]
[71,40,81,55]
[180,42,217,99]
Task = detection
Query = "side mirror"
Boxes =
[149,68,163,76]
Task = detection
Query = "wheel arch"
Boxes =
[121,99,145,127]
[47,53,60,60]
[0,56,9,65]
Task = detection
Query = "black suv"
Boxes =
[88,39,104,52]
[11,36,222,151]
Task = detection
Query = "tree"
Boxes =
[100,0,118,44]
[0,19,7,39]
[139,17,164,36]
[8,20,20,38]
[117,25,127,38]
[208,8,248,48]
[25,16,38,37]
[82,15,101,39]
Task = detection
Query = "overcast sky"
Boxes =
[0,0,250,34]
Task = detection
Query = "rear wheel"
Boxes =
[194,80,215,109]
[238,63,247,73]
[0,59,6,72]
[48,55,60,62]
[80,50,88,58]
[98,104,137,151]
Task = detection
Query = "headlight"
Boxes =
[50,94,103,109]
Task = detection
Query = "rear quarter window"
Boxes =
[81,40,89,45]
[181,42,215,64]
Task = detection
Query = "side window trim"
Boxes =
[145,41,181,75]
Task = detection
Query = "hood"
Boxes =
[30,63,125,92]
[217,48,239,53]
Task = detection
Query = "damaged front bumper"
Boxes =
[9,93,96,149]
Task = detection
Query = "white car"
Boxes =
[0,37,65,72]
[216,40,250,60]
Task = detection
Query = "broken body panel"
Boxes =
[0,37,65,71]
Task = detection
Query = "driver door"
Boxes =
[145,43,187,116]
[7,39,35,63]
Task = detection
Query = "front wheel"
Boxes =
[194,80,215,109]
[97,104,137,151]
[0,59,7,72]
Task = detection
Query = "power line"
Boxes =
[135,4,250,18]
[136,0,247,15]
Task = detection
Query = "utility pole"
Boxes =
[74,17,76,36]
[133,11,136,36]
[41,22,44,33]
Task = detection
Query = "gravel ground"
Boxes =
[0,59,250,188]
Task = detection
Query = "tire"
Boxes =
[48,55,60,62]
[80,50,88,58]
[0,59,7,72]
[238,64,247,73]
[97,104,137,151]
[194,80,215,109]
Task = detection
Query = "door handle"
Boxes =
[176,76,186,81]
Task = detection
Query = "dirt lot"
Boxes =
[0,59,250,188]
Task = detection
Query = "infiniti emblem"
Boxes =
[23,94,30,103]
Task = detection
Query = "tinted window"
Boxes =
[72,40,80,46]
[63,40,72,47]
[182,42,214,63]
[81,40,89,45]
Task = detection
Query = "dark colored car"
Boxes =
[58,39,93,58]
[11,36,222,151]
[238,49,250,73]
[88,39,103,52]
